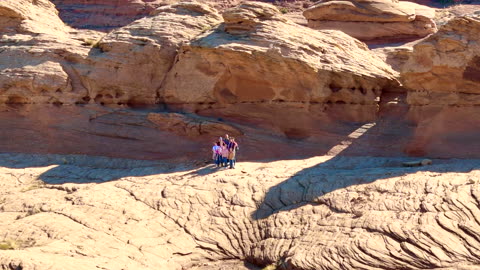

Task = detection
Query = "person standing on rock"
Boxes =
[228,137,239,169]
[223,134,231,148]
[221,142,229,167]
[212,142,221,167]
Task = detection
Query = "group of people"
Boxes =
[212,134,239,169]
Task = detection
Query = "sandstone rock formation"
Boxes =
[2,0,398,107]
[49,0,167,32]
[401,15,480,105]
[372,15,480,158]
[1,0,67,34]
[2,0,480,159]
[161,2,398,106]
[303,0,437,42]
[0,0,104,105]
[155,2,405,146]
[1,153,480,269]
[0,0,223,105]
[2,1,480,269]
[0,0,404,151]
[81,2,223,105]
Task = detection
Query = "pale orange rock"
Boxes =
[0,0,223,105]
[49,0,168,32]
[0,0,101,105]
[81,2,223,105]
[160,2,398,106]
[402,15,480,105]
[303,0,437,41]
[0,0,67,34]
[1,153,480,269]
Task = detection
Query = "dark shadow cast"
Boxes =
[183,163,234,177]
[0,152,229,184]
[252,93,480,219]
[0,103,364,184]
[0,153,194,184]
[252,96,480,219]
[252,154,480,220]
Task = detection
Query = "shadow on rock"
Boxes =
[252,105,480,220]
[183,163,233,176]
[0,153,207,184]
[252,155,480,220]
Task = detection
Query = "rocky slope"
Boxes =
[159,2,400,141]
[0,0,104,105]
[1,153,480,269]
[1,0,397,105]
[47,0,310,31]
[0,0,418,159]
[162,2,397,105]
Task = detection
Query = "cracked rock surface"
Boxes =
[1,153,480,269]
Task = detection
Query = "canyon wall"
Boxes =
[2,2,480,270]
[0,0,480,159]
[399,15,480,158]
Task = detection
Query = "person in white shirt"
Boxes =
[212,142,222,167]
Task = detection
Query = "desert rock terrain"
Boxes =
[1,0,480,269]
[303,0,438,42]
[1,153,480,270]
[49,0,167,32]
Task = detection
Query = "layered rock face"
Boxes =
[162,2,397,105]
[49,0,166,32]
[2,0,397,107]
[1,0,67,34]
[0,0,222,105]
[303,0,437,42]
[160,2,399,138]
[402,16,480,105]
[0,0,101,105]
[82,2,223,105]
[0,0,405,156]
[2,1,480,270]
[1,0,480,160]
[397,15,480,158]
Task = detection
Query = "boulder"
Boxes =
[402,15,480,105]
[303,0,437,42]
[161,2,398,106]
[0,0,222,105]
[0,0,67,34]
[0,0,99,105]
[402,158,432,167]
[81,2,222,105]
[303,0,417,22]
